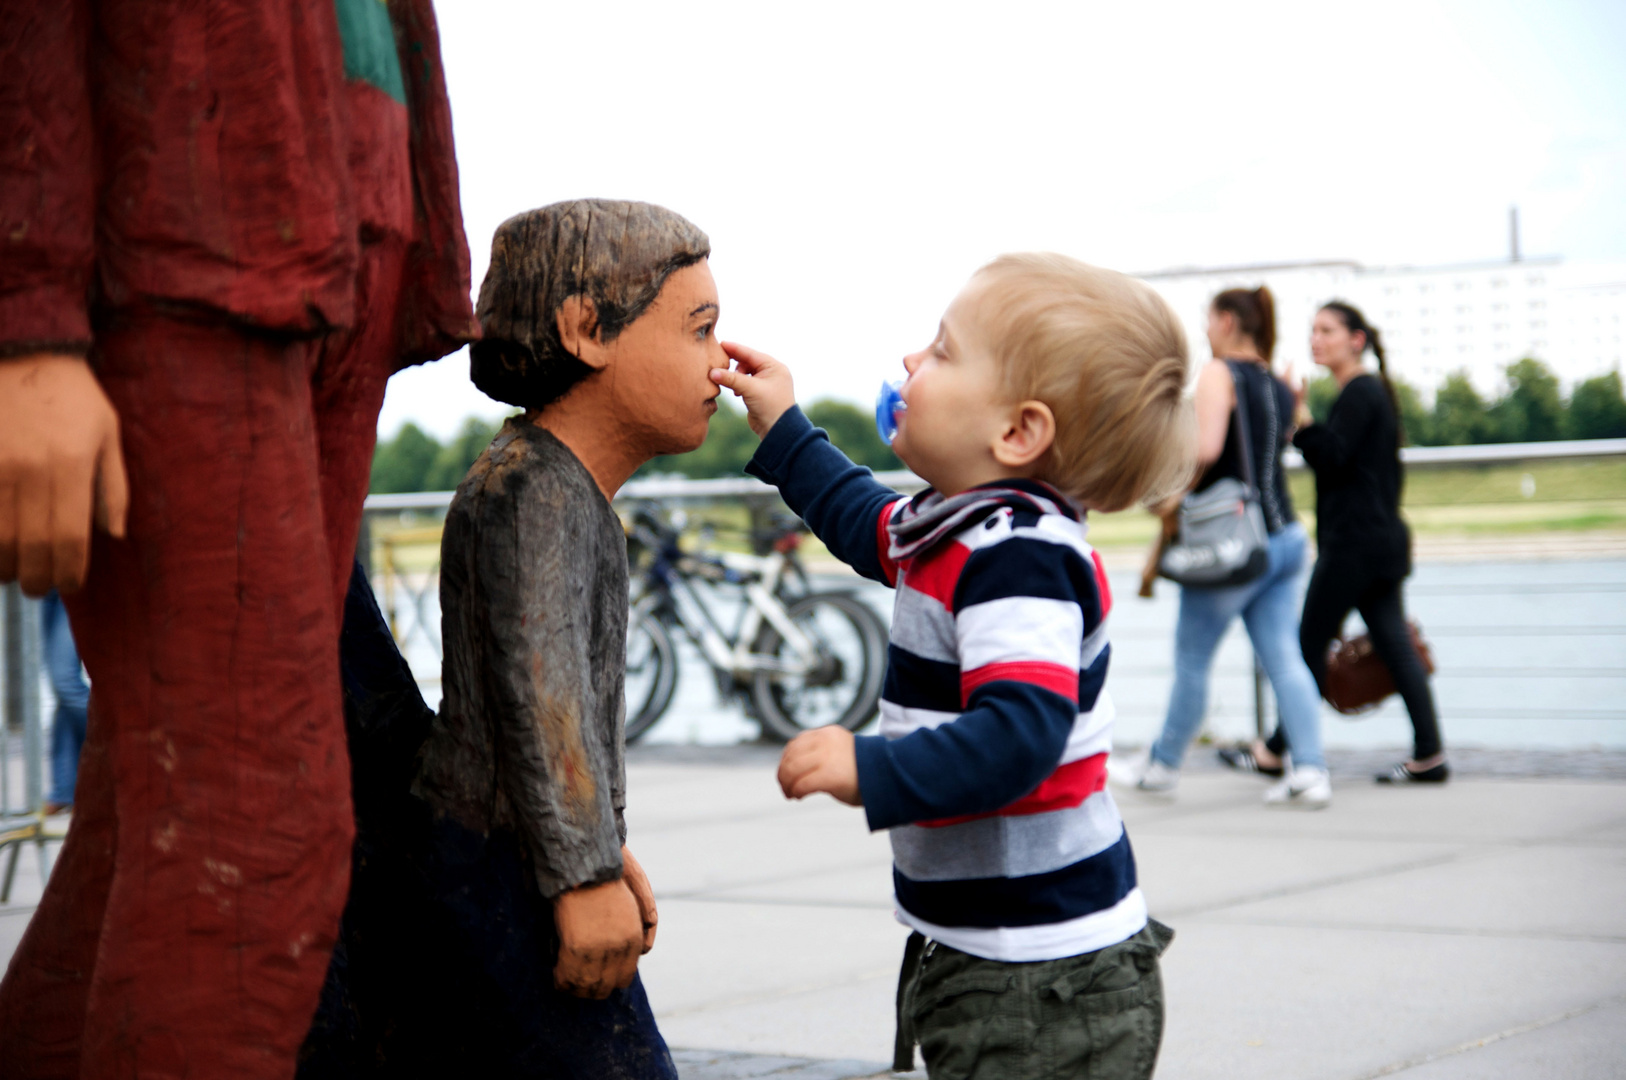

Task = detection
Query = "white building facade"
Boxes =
[1138,257,1626,400]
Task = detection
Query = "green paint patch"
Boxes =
[333,0,406,104]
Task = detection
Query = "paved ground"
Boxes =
[3,748,1624,1078]
[624,748,1626,1079]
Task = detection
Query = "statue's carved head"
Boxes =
[472,200,712,410]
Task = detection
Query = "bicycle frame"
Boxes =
[633,535,823,680]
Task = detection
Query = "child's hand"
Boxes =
[712,342,797,438]
[777,726,861,806]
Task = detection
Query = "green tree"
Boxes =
[1392,377,1432,447]
[806,398,902,472]
[1489,357,1564,443]
[1305,375,1340,424]
[369,422,441,493]
[1429,371,1495,446]
[425,415,504,490]
[1567,371,1626,440]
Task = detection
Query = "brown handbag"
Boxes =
[1323,620,1436,716]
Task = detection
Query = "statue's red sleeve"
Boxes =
[0,0,95,357]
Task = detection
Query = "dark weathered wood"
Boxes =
[416,420,630,898]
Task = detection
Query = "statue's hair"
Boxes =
[471,200,711,409]
[971,254,1195,512]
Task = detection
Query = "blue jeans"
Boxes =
[42,590,90,806]
[1150,523,1325,770]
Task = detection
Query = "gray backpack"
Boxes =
[1158,362,1272,588]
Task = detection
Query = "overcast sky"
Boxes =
[378,0,1626,440]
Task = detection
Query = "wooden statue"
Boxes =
[301,200,722,1077]
[0,4,475,1076]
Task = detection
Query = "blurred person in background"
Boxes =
[1113,288,1330,807]
[1221,302,1447,784]
[41,589,89,815]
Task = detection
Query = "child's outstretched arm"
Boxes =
[713,343,907,585]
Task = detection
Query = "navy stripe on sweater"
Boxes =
[894,830,1137,928]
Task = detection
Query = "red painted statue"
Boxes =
[0,1,477,1075]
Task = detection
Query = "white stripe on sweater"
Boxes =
[898,888,1148,962]
[958,596,1084,672]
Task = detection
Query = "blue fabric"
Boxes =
[41,590,87,806]
[1149,523,1325,770]
[299,560,676,1079]
[746,411,1092,831]
[893,831,1136,928]
[747,406,902,583]
[855,678,1079,831]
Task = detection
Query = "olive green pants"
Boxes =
[895,920,1174,1080]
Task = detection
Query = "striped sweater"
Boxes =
[746,407,1144,962]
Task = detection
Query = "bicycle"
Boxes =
[622,504,888,743]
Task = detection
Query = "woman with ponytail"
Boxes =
[1223,301,1447,783]
[1114,287,1330,808]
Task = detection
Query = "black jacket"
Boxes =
[1293,374,1411,578]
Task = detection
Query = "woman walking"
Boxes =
[1113,287,1329,807]
[1222,302,1446,783]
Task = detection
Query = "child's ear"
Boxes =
[556,295,611,371]
[992,400,1056,470]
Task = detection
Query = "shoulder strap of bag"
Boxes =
[1225,360,1259,494]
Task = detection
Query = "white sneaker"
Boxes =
[1264,766,1332,809]
[1107,749,1180,795]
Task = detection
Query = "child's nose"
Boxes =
[902,349,923,375]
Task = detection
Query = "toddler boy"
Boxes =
[714,254,1192,1080]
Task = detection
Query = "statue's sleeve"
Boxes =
[0,0,96,357]
[473,477,624,899]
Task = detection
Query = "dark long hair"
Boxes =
[1212,285,1276,362]
[1320,300,1403,447]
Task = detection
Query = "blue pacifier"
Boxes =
[875,379,907,445]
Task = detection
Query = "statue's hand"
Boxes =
[552,876,644,999]
[712,342,797,438]
[0,354,128,596]
[621,845,658,953]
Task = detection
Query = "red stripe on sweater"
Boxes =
[960,661,1079,705]
[901,540,971,608]
[876,500,903,586]
[915,753,1107,828]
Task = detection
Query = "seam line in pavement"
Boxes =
[655,966,896,1021]
[657,894,894,911]
[1154,849,1478,920]
[1346,990,1626,1079]
[1193,915,1626,946]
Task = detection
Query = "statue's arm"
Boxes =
[0,3,128,596]
[473,482,624,899]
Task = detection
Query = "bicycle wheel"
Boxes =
[626,609,678,743]
[751,592,888,741]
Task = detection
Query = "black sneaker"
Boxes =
[1374,761,1450,784]
[1217,744,1285,778]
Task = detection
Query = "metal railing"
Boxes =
[2,437,1621,902]
[1,585,66,902]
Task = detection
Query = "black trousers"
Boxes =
[1266,557,1443,762]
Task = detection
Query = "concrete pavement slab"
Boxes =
[1117,773,1626,844]
[1130,832,1474,917]
[638,898,908,1021]
[1155,923,1626,1080]
[1383,996,1626,1079]
[1203,844,1626,941]
[671,1048,899,1080]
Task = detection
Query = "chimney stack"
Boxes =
[1509,205,1521,263]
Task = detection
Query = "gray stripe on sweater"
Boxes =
[889,789,1125,882]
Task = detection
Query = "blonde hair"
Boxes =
[971,253,1194,512]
